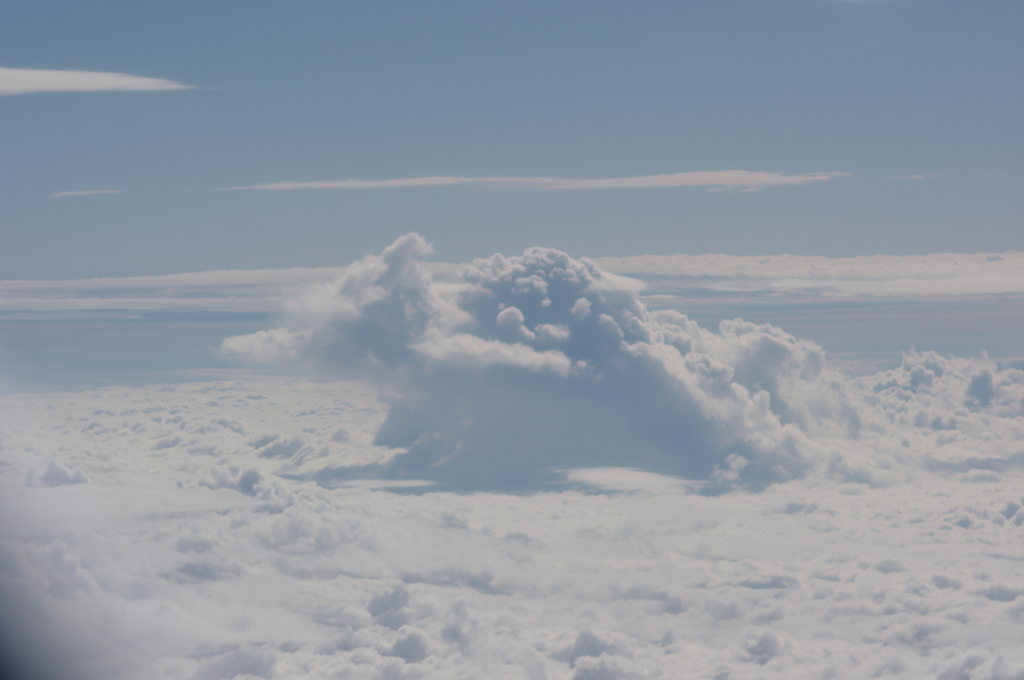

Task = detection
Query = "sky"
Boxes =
[2,3,1024,679]
[1,0,1022,280]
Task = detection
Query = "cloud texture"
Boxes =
[223,234,849,489]
[1,359,1022,679]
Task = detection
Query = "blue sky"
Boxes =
[1,0,1022,279]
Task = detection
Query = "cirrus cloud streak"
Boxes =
[49,189,122,198]
[223,170,849,193]
[0,66,192,96]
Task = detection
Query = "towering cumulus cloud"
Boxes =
[224,234,854,490]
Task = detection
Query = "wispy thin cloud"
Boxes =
[49,189,122,198]
[222,170,849,193]
[883,174,938,180]
[0,67,192,96]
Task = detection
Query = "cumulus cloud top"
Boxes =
[0,66,192,95]
[223,235,869,489]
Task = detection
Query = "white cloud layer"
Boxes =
[0,66,192,96]
[224,170,848,193]
[1,349,1022,678]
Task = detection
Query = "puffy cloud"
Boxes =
[27,461,87,487]
[937,650,1024,680]
[739,629,784,665]
[850,350,1024,477]
[223,235,855,490]
[224,234,454,372]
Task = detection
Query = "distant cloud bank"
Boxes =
[0,251,1019,314]
[224,170,849,193]
[0,66,192,96]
